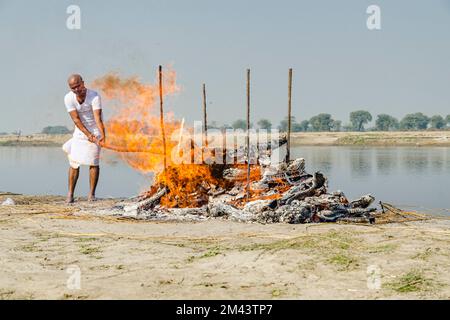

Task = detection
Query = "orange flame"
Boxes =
[91,69,180,173]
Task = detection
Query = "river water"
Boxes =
[0,146,449,215]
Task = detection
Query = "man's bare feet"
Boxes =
[87,195,97,202]
[66,194,74,204]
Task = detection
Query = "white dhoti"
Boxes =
[62,136,101,169]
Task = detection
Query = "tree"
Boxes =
[446,115,450,126]
[278,116,297,132]
[430,115,446,129]
[350,110,372,131]
[232,119,247,130]
[400,113,429,130]
[309,113,334,131]
[342,123,353,132]
[207,121,219,129]
[41,126,71,135]
[257,119,272,130]
[375,114,399,131]
[220,124,233,130]
[294,120,310,132]
[331,120,342,132]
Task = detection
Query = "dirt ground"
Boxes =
[0,194,449,300]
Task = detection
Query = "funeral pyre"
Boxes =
[91,70,378,224]
[116,155,378,224]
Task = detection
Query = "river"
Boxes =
[0,146,449,215]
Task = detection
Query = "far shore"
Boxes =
[1,131,449,147]
[290,131,450,147]
[0,134,70,147]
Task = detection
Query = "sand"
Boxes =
[0,194,449,300]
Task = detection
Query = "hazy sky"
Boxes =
[1,0,449,133]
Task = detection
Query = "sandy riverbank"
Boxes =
[1,131,449,147]
[290,131,450,146]
[0,134,70,147]
[0,193,449,300]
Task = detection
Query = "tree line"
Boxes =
[224,111,450,132]
[2,112,449,135]
[0,126,72,136]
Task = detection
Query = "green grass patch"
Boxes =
[368,243,398,254]
[271,289,282,297]
[75,237,99,243]
[79,244,102,256]
[337,136,367,145]
[186,246,222,262]
[200,246,221,258]
[412,248,434,260]
[17,243,41,253]
[238,230,361,271]
[238,230,357,253]
[385,270,434,293]
[327,254,356,269]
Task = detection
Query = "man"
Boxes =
[62,74,105,203]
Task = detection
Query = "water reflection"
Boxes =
[429,149,446,173]
[308,148,333,172]
[0,147,150,198]
[291,146,450,213]
[401,150,429,174]
[349,149,373,178]
[375,148,398,176]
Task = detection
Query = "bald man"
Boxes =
[62,74,106,203]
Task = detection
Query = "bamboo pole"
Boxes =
[202,84,208,144]
[222,127,227,165]
[246,69,251,201]
[202,83,208,162]
[286,68,293,163]
[158,65,168,177]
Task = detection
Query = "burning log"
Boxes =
[138,187,167,212]
[122,187,167,215]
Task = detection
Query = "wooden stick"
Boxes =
[202,83,208,163]
[159,65,168,176]
[222,127,227,165]
[202,84,208,145]
[101,143,163,154]
[286,68,293,163]
[246,69,251,201]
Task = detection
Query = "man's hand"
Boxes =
[97,135,105,147]
[87,134,97,144]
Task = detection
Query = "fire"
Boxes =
[91,68,284,208]
[91,69,180,173]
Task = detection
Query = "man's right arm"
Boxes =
[69,110,97,143]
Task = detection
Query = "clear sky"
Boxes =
[1,0,449,133]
